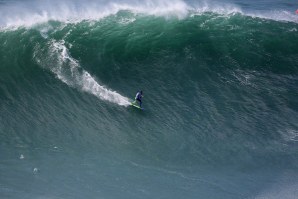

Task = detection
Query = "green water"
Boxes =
[1,8,298,199]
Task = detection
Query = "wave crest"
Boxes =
[1,0,297,29]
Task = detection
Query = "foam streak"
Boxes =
[38,40,131,106]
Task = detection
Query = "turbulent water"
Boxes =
[1,0,298,198]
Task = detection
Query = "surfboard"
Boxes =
[131,102,144,110]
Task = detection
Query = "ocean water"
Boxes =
[0,0,298,198]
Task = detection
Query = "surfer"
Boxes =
[133,91,143,108]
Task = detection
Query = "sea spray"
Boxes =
[0,0,297,29]
[0,0,189,28]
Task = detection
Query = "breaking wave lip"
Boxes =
[0,0,190,29]
[190,2,298,23]
[34,39,131,107]
[0,0,297,29]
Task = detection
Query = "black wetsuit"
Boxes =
[135,92,143,107]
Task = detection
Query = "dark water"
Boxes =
[1,0,298,198]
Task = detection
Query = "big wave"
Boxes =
[0,0,297,29]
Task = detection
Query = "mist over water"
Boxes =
[0,0,297,29]
[0,0,298,198]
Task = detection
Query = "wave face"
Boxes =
[1,0,298,198]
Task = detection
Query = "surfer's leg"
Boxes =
[137,99,142,107]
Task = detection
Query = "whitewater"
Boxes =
[34,39,131,106]
[0,0,298,198]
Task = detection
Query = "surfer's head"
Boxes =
[140,90,143,94]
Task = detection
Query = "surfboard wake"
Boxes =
[34,40,131,106]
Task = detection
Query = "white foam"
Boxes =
[33,167,39,174]
[191,1,243,16]
[0,0,297,29]
[36,40,131,106]
[191,1,298,23]
[282,129,298,142]
[118,17,136,25]
[245,9,298,23]
[0,0,189,29]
